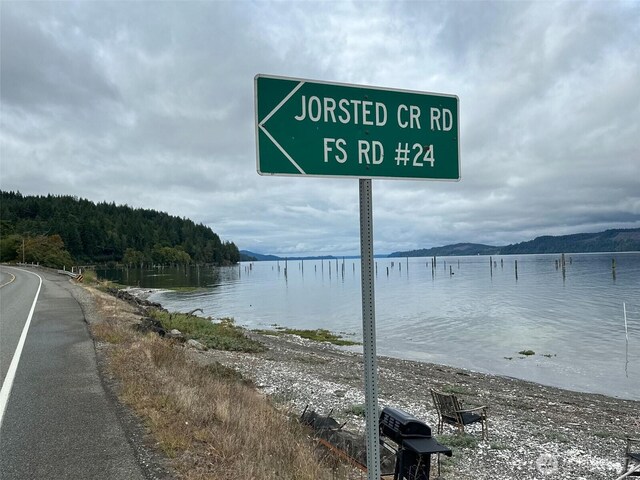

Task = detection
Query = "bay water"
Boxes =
[98,252,640,400]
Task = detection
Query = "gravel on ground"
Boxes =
[191,328,639,480]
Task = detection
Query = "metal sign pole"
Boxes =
[359,178,380,480]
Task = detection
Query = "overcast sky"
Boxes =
[1,1,639,257]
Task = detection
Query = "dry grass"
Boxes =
[91,319,130,344]
[91,300,349,479]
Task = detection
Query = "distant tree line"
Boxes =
[0,191,240,268]
[497,229,640,254]
[389,228,640,258]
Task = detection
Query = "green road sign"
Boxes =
[255,74,460,180]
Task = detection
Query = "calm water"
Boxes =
[98,252,640,400]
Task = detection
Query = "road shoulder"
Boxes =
[61,274,175,480]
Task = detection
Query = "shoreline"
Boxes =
[135,285,638,402]
[341,343,640,403]
[191,329,638,479]
[123,286,639,478]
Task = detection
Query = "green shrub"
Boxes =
[518,349,535,356]
[544,431,569,443]
[280,328,359,346]
[252,326,359,346]
[442,385,472,396]
[437,433,479,449]
[346,404,366,417]
[150,310,265,353]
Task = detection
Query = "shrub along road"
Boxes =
[0,266,148,480]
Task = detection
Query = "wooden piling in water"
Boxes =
[515,260,518,280]
[612,258,616,280]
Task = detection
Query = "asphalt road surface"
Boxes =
[0,266,39,386]
[0,266,147,480]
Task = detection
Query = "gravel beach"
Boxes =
[190,328,638,480]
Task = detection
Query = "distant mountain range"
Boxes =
[239,251,339,262]
[388,243,499,258]
[239,251,388,262]
[242,228,640,261]
[389,228,640,258]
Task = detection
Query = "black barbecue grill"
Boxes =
[379,407,452,480]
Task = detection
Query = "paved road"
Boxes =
[0,267,40,386]
[0,266,147,480]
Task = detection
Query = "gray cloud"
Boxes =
[0,5,120,111]
[1,1,638,257]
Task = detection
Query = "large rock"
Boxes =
[106,287,164,310]
[186,339,207,351]
[136,317,166,337]
[166,329,185,341]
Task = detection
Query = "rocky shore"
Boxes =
[186,328,637,479]
[113,286,638,479]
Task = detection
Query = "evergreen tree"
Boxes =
[0,191,241,266]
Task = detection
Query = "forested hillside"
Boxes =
[0,191,239,267]
[389,228,640,258]
[388,243,499,258]
[499,228,640,254]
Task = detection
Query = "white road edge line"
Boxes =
[0,273,16,288]
[0,268,43,430]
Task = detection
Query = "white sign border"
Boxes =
[254,73,461,182]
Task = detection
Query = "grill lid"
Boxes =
[379,406,431,442]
